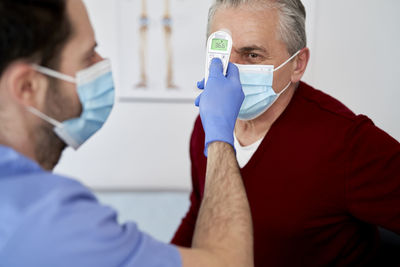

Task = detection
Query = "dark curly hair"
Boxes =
[0,0,72,76]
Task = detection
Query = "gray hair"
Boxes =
[207,0,307,55]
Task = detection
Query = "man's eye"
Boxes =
[241,52,264,64]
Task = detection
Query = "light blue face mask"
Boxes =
[235,50,301,121]
[28,59,115,149]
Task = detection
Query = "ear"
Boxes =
[291,47,310,83]
[2,62,48,109]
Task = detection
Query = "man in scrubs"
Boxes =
[0,0,253,266]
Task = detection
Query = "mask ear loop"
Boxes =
[31,65,76,84]
[276,81,292,96]
[26,65,75,128]
[26,106,63,128]
[273,50,301,72]
[272,50,302,95]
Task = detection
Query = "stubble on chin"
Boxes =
[34,122,66,171]
[34,77,68,171]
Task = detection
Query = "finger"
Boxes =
[226,62,241,83]
[208,58,223,78]
[195,94,201,107]
[197,79,205,89]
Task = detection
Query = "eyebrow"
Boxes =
[236,45,270,56]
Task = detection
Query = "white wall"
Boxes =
[310,0,400,141]
[54,0,400,191]
[96,192,190,242]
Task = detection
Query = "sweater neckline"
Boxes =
[239,82,303,173]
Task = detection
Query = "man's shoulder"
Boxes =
[296,81,360,123]
[0,169,93,213]
[0,153,94,253]
[0,145,86,194]
[293,82,383,150]
[0,164,93,220]
[0,146,89,201]
[0,172,182,267]
[0,146,92,225]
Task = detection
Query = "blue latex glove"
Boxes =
[195,58,244,157]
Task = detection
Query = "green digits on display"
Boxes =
[211,38,228,51]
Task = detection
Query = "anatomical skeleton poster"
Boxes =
[117,0,214,101]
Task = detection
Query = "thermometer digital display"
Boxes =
[205,30,233,85]
[211,38,229,51]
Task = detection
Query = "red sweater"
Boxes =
[171,82,400,266]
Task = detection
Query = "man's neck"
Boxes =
[0,120,64,171]
[0,117,36,156]
[235,83,297,146]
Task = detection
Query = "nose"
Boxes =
[94,52,104,63]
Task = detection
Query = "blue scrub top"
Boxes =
[0,146,182,267]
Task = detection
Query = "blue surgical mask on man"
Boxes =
[28,59,115,149]
[235,50,301,121]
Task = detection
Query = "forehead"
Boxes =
[57,0,96,73]
[64,0,95,52]
[210,5,281,50]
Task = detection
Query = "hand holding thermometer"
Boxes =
[204,30,233,85]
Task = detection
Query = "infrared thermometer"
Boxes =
[204,30,233,85]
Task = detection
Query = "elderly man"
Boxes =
[0,0,253,266]
[172,0,400,265]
